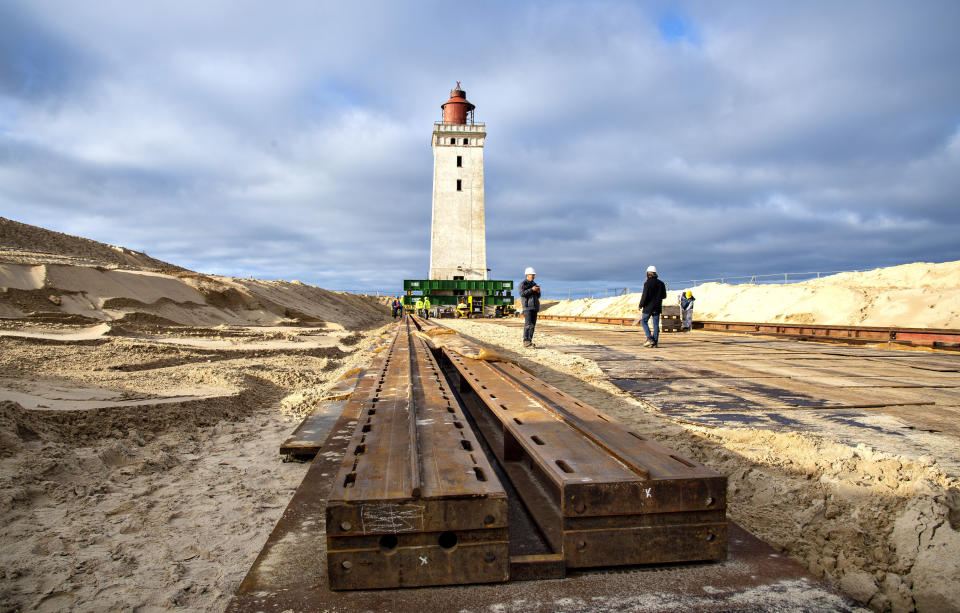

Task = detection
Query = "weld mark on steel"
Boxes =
[360,503,426,534]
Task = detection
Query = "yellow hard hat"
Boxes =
[685,291,692,298]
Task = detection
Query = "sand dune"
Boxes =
[1,219,387,330]
[543,261,960,329]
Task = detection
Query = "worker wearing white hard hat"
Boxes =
[638,265,667,347]
[519,267,541,347]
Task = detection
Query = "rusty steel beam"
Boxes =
[695,320,960,349]
[436,344,727,569]
[325,317,509,590]
[534,314,960,349]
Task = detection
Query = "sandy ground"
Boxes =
[542,260,960,329]
[442,318,960,613]
[0,318,392,612]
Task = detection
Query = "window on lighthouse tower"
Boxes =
[456,179,462,191]
[456,156,462,167]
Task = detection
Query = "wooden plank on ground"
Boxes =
[280,400,349,460]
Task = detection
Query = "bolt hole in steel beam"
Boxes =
[555,460,575,473]
[353,444,366,455]
[343,472,356,487]
[361,424,372,433]
[513,417,523,425]
[474,467,487,482]
[438,531,458,549]
[460,440,473,451]
[706,533,716,542]
[379,534,399,552]
[453,421,464,429]
[530,435,546,446]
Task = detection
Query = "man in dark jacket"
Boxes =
[638,265,667,347]
[519,266,540,347]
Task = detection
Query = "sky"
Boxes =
[1,1,958,296]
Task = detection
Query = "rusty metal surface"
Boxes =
[325,317,509,589]
[279,399,349,460]
[533,313,960,349]
[231,514,862,612]
[231,316,863,612]
[438,345,728,569]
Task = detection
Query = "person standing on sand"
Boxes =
[678,290,695,331]
[638,265,667,348]
[392,297,401,319]
[519,267,541,347]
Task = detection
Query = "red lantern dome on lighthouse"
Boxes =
[441,82,475,125]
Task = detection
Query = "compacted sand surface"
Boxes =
[0,321,391,612]
[442,319,960,612]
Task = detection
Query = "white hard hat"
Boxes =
[525,267,536,275]
[646,265,658,274]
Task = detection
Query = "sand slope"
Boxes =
[0,217,184,272]
[0,219,388,330]
[543,261,960,329]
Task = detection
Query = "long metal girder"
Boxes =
[436,339,727,569]
[325,317,509,589]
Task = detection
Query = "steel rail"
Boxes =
[324,315,509,590]
[411,315,728,569]
[534,314,960,349]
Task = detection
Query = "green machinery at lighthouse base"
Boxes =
[401,279,515,314]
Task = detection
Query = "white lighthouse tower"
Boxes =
[429,83,487,281]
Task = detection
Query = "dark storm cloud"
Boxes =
[1,1,958,293]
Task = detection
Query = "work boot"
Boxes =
[643,340,653,348]
[522,340,531,347]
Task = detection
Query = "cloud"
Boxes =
[1,0,958,295]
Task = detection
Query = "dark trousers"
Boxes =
[392,307,399,318]
[523,309,538,343]
[642,312,660,344]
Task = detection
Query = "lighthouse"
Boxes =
[429,83,487,281]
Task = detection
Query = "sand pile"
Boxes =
[0,217,184,272]
[0,218,389,330]
[542,261,960,329]
[0,217,400,610]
